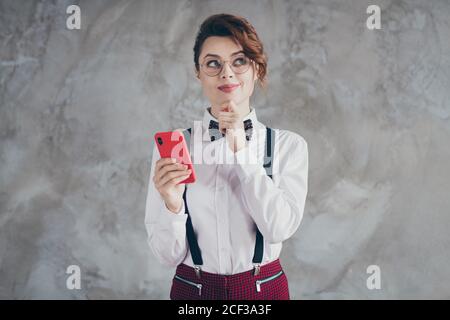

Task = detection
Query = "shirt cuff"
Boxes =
[158,200,188,231]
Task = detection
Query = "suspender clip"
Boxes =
[194,265,202,279]
[253,263,261,276]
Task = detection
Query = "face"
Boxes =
[196,36,258,111]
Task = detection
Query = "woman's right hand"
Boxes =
[153,158,192,214]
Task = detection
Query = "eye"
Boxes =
[233,56,247,66]
[206,60,221,69]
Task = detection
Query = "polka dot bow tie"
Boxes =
[208,119,254,142]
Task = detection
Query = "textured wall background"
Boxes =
[1,0,450,299]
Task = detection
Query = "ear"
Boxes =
[195,67,200,80]
[253,62,258,82]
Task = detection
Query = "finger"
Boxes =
[155,163,187,183]
[219,101,231,112]
[154,159,174,182]
[219,121,235,130]
[219,119,237,128]
[155,162,187,183]
[227,100,237,113]
[157,169,191,187]
[221,122,245,133]
[161,170,191,187]
[219,123,233,133]
[219,125,227,135]
[156,168,188,188]
[219,112,238,120]
[220,117,239,126]
[155,157,176,173]
[164,172,192,187]
[218,113,238,121]
[219,120,233,130]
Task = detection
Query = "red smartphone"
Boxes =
[154,131,196,184]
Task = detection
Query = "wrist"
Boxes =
[165,200,182,214]
[226,132,246,153]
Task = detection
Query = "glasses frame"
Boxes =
[199,54,253,77]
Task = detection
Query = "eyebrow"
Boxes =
[202,50,245,60]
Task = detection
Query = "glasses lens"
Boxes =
[202,55,251,76]
[203,59,222,76]
[231,55,250,74]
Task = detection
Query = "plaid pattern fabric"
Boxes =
[170,259,290,300]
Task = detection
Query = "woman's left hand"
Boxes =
[218,100,247,153]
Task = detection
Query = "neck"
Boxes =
[210,99,251,119]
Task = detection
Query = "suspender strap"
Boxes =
[181,129,203,268]
[252,127,275,268]
[183,186,203,265]
[181,127,276,273]
[263,126,275,178]
[183,128,191,153]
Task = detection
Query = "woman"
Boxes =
[145,13,308,300]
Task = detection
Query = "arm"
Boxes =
[234,132,309,243]
[144,142,188,267]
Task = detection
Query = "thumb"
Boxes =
[228,100,243,119]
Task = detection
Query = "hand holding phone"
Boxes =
[152,131,196,214]
[154,131,196,184]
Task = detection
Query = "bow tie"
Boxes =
[208,119,253,142]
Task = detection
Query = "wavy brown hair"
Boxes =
[193,14,268,89]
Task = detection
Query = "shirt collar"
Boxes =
[201,106,259,141]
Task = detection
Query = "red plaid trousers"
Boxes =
[170,259,290,300]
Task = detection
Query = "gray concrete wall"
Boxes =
[1,0,449,299]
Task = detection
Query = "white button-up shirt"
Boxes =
[145,107,308,275]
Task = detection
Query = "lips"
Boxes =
[218,83,240,93]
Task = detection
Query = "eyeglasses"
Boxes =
[200,54,252,77]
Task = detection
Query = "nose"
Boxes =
[220,62,235,79]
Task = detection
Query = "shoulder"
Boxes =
[272,128,308,152]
